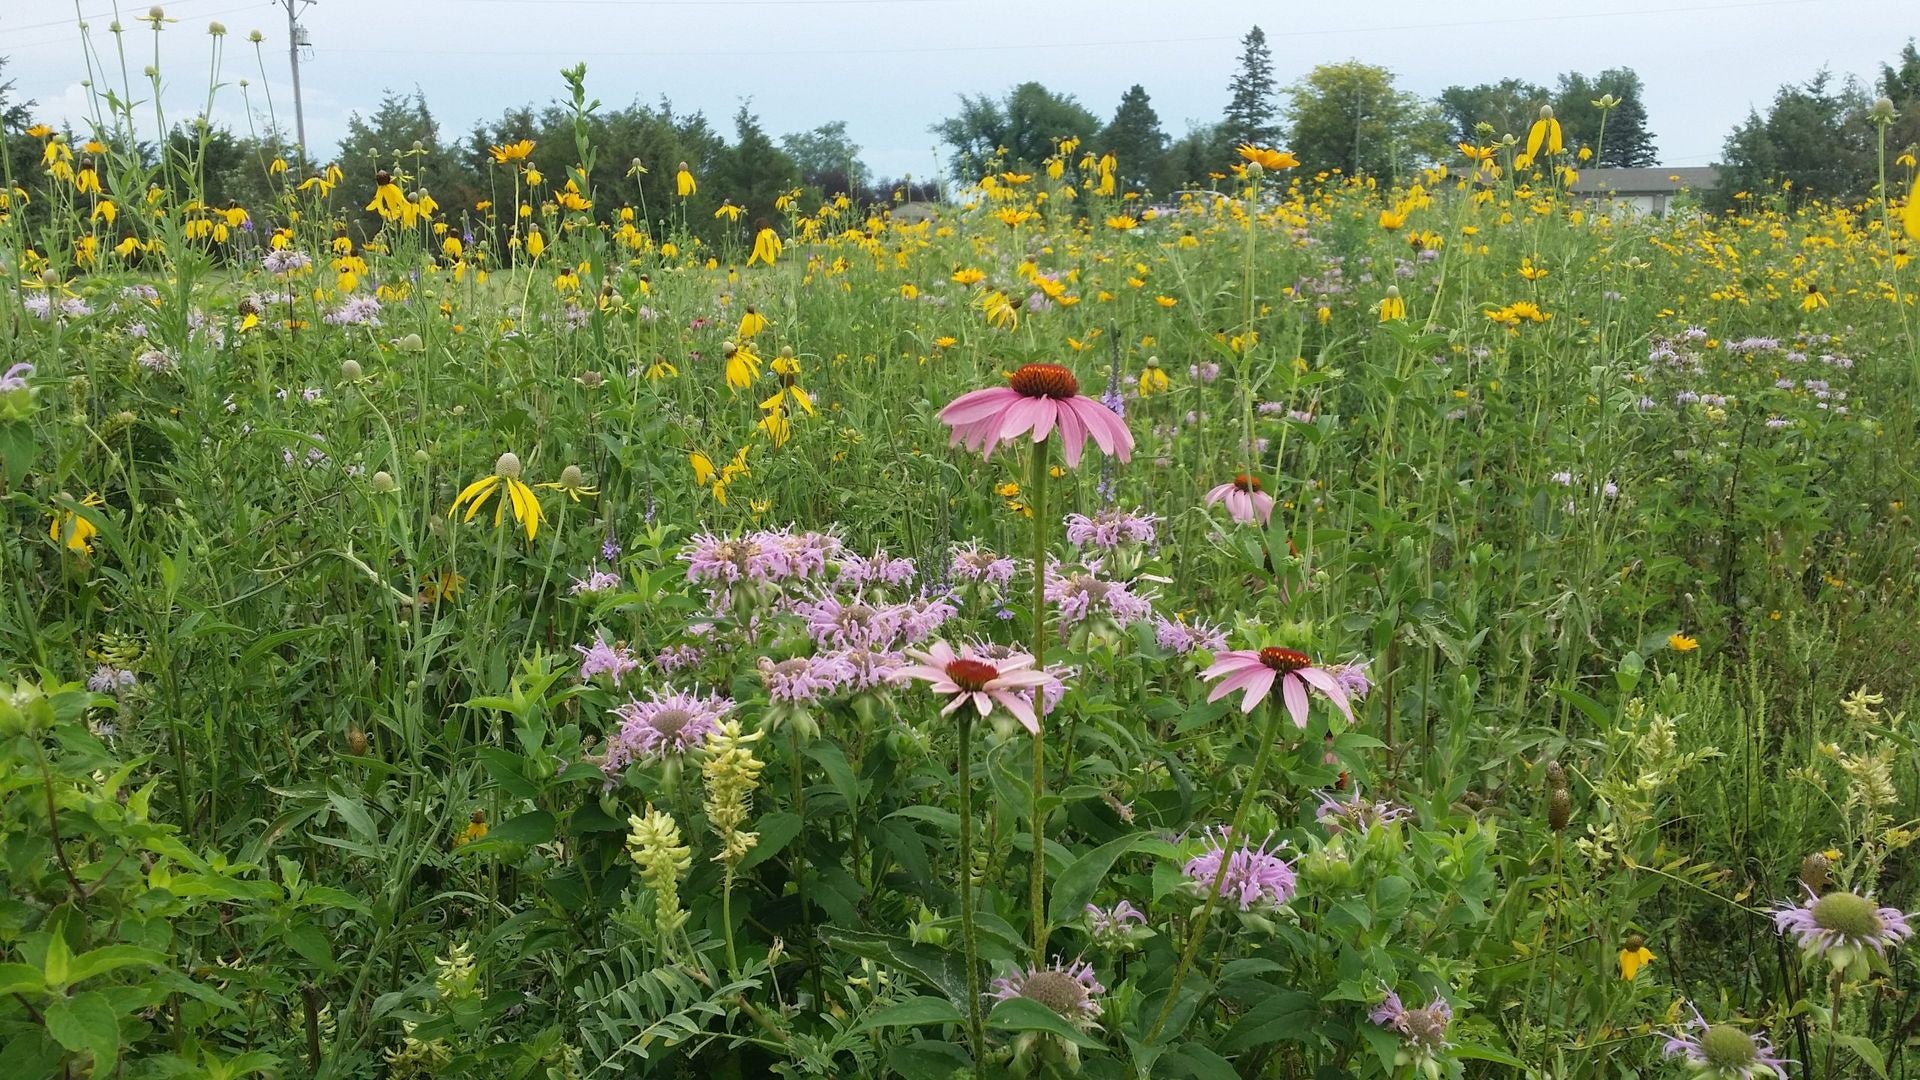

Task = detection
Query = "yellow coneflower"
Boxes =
[715,201,744,223]
[748,223,782,266]
[1801,283,1827,312]
[1904,173,1920,240]
[1618,934,1655,980]
[952,267,985,286]
[724,341,762,390]
[50,493,106,555]
[1137,359,1169,396]
[366,170,407,222]
[690,450,717,487]
[979,289,1018,330]
[1517,106,1563,170]
[524,228,546,260]
[447,452,544,541]
[675,161,696,197]
[454,810,488,847]
[737,306,768,340]
[537,464,598,501]
[645,355,679,381]
[1378,286,1406,322]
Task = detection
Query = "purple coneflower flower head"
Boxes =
[988,958,1104,1030]
[1369,987,1453,1059]
[1316,788,1411,835]
[87,665,138,694]
[892,640,1050,734]
[1663,1004,1788,1079]
[1205,474,1275,526]
[575,636,639,684]
[606,688,732,768]
[756,653,853,703]
[1202,646,1354,726]
[938,363,1134,469]
[570,569,622,596]
[1063,507,1159,549]
[949,541,1017,586]
[1773,887,1913,969]
[1183,827,1296,910]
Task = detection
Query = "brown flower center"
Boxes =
[1019,970,1086,1016]
[945,658,999,692]
[649,708,692,736]
[1258,647,1311,672]
[1008,363,1080,400]
[1234,473,1262,492]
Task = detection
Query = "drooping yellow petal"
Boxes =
[1903,174,1920,240]
[1524,119,1547,163]
[690,451,716,486]
[456,477,499,522]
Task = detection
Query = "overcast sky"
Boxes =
[2,0,1914,180]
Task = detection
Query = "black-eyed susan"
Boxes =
[448,452,544,541]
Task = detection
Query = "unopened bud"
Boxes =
[1544,761,1567,791]
[248,29,263,42]
[1872,97,1896,123]
[559,464,584,488]
[1538,105,1555,120]
[208,20,225,34]
[370,470,396,493]
[339,358,363,382]
[346,727,369,754]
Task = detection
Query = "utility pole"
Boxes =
[279,0,315,168]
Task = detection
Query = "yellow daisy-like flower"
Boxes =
[1618,935,1655,980]
[737,307,769,339]
[724,341,763,390]
[1668,633,1699,653]
[1236,145,1299,172]
[645,356,678,381]
[537,464,598,502]
[50,492,106,555]
[675,162,696,198]
[1137,361,1169,396]
[448,452,544,541]
[488,139,535,164]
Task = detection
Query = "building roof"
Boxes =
[1571,167,1720,195]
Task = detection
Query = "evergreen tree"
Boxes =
[1158,123,1220,192]
[1880,40,1920,163]
[1220,26,1280,149]
[1553,69,1657,167]
[710,104,800,236]
[1099,84,1169,192]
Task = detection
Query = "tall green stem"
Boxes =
[1145,696,1290,1043]
[1027,440,1050,963]
[957,712,986,1079]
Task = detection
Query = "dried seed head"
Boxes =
[346,727,369,755]
[1800,851,1830,893]
[1544,761,1567,790]
[1548,787,1572,831]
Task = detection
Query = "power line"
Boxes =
[3,4,270,50]
[2,0,253,36]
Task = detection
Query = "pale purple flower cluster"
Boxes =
[756,653,855,703]
[1084,901,1146,940]
[1152,615,1229,655]
[575,636,639,684]
[1183,827,1296,910]
[605,687,733,770]
[1045,565,1154,627]
[654,643,705,674]
[789,591,954,652]
[834,646,906,690]
[569,569,622,595]
[949,541,1017,586]
[1725,336,1780,354]
[136,349,177,373]
[1369,988,1453,1057]
[0,362,31,392]
[838,548,916,589]
[323,296,382,326]
[682,529,843,586]
[262,249,313,274]
[121,284,160,303]
[1327,659,1372,700]
[87,665,138,694]
[1189,362,1220,383]
[1063,508,1159,550]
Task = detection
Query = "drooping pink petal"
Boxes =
[940,387,1023,425]
[1053,400,1089,467]
[1295,666,1353,722]
[994,690,1040,734]
[1281,673,1310,727]
[1201,651,1262,678]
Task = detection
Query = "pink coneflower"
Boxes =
[605,688,732,769]
[1205,474,1275,525]
[1368,988,1453,1059]
[1773,887,1913,965]
[892,640,1051,734]
[1183,827,1296,910]
[574,636,639,684]
[1663,1004,1788,1079]
[1063,508,1159,549]
[988,958,1104,1029]
[756,654,853,703]
[939,363,1134,468]
[1202,646,1355,725]
[949,541,1017,586]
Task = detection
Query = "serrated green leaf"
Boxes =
[852,996,963,1033]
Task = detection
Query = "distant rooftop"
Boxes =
[1571,167,1721,194]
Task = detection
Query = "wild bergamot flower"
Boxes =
[1773,887,1913,973]
[1662,1004,1787,1079]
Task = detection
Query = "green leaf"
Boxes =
[987,997,1104,1050]
[1219,990,1315,1051]
[1452,1043,1528,1067]
[42,932,71,990]
[734,811,803,873]
[43,990,119,1075]
[1163,1043,1239,1080]
[299,886,371,914]
[487,810,557,847]
[887,805,960,834]
[65,945,165,985]
[805,740,861,811]
[1047,831,1168,926]
[886,1040,972,1080]
[1832,1034,1887,1079]
[853,996,964,1033]
[0,963,45,997]
[326,791,378,843]
[823,928,972,1006]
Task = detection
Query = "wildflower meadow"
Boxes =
[3,14,1920,1080]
